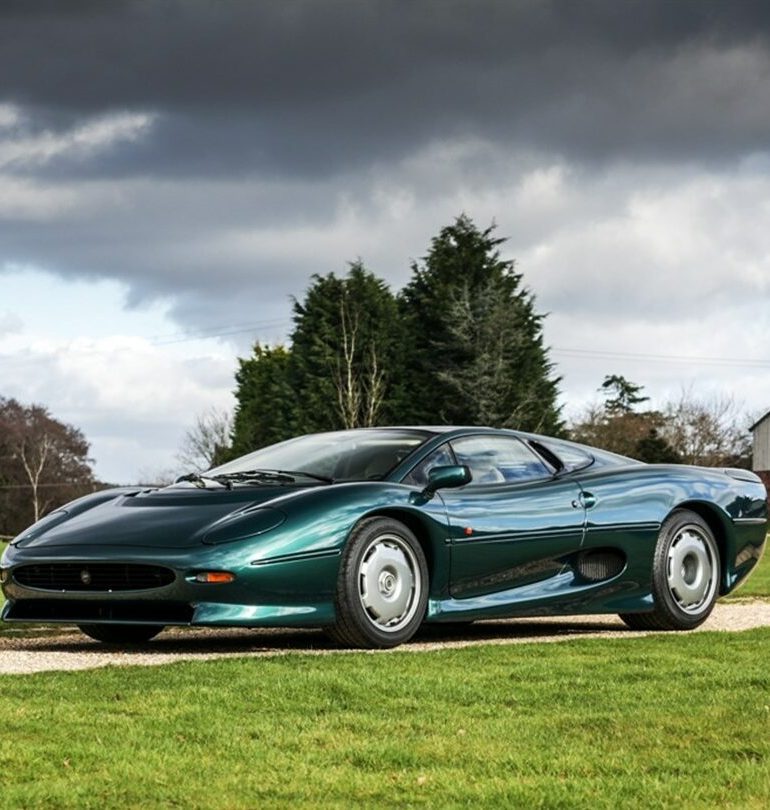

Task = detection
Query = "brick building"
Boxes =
[750,409,770,497]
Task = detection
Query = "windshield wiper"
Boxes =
[213,469,296,485]
[213,469,334,485]
[175,473,232,490]
[273,469,334,484]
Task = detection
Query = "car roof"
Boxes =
[348,425,495,434]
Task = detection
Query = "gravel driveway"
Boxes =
[0,600,768,675]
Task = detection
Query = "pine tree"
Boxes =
[396,215,562,432]
[291,261,401,432]
[571,377,682,462]
[600,374,650,415]
[229,345,295,456]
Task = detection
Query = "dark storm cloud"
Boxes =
[3,0,770,179]
[3,0,770,341]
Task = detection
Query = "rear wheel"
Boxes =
[78,624,165,644]
[619,509,720,631]
[328,517,429,649]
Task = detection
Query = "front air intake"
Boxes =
[14,563,175,592]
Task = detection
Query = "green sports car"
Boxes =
[1,426,766,648]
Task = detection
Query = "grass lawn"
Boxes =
[0,630,769,808]
[725,543,770,599]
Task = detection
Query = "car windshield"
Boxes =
[207,429,431,483]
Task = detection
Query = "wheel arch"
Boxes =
[352,507,448,594]
[669,500,731,594]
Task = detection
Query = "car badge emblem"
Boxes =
[80,569,92,585]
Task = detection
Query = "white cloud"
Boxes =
[0,104,20,130]
[519,164,770,317]
[0,107,156,220]
[0,110,155,170]
[0,269,237,484]
[0,176,121,219]
[0,335,236,483]
[0,310,23,337]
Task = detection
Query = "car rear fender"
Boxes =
[667,500,731,593]
[669,498,766,594]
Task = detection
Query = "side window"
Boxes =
[451,436,550,486]
[534,439,593,473]
[402,444,455,487]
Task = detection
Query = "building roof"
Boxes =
[750,409,770,432]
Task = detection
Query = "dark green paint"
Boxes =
[1,428,767,630]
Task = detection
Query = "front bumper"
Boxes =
[0,543,340,628]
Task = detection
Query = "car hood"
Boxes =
[14,485,305,549]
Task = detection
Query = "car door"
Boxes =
[440,435,586,599]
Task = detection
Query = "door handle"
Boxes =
[572,492,597,509]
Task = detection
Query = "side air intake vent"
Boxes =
[576,549,626,582]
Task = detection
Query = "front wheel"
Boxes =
[78,624,165,644]
[619,509,720,631]
[328,517,429,649]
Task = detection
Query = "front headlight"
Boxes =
[203,507,286,545]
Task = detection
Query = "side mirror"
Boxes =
[422,465,472,499]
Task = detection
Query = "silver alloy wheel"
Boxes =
[358,533,422,632]
[666,524,718,615]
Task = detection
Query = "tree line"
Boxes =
[225,215,562,460]
[570,375,751,468]
[1,214,754,535]
[185,214,752,471]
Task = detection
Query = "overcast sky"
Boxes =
[2,0,770,482]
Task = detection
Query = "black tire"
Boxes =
[619,509,720,632]
[327,517,429,649]
[78,624,165,644]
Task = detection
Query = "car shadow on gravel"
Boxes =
[17,617,630,655]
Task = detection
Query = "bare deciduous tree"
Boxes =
[661,390,750,467]
[136,466,179,487]
[569,383,750,467]
[0,397,95,535]
[176,407,233,472]
[19,432,54,523]
[331,290,386,429]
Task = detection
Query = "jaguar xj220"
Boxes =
[1,427,766,648]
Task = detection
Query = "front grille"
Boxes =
[13,563,175,592]
[5,599,193,624]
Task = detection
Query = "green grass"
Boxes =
[726,543,770,599]
[0,631,769,808]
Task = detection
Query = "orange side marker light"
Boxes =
[195,571,235,584]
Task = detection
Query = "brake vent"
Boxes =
[14,563,175,592]
[576,550,625,582]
